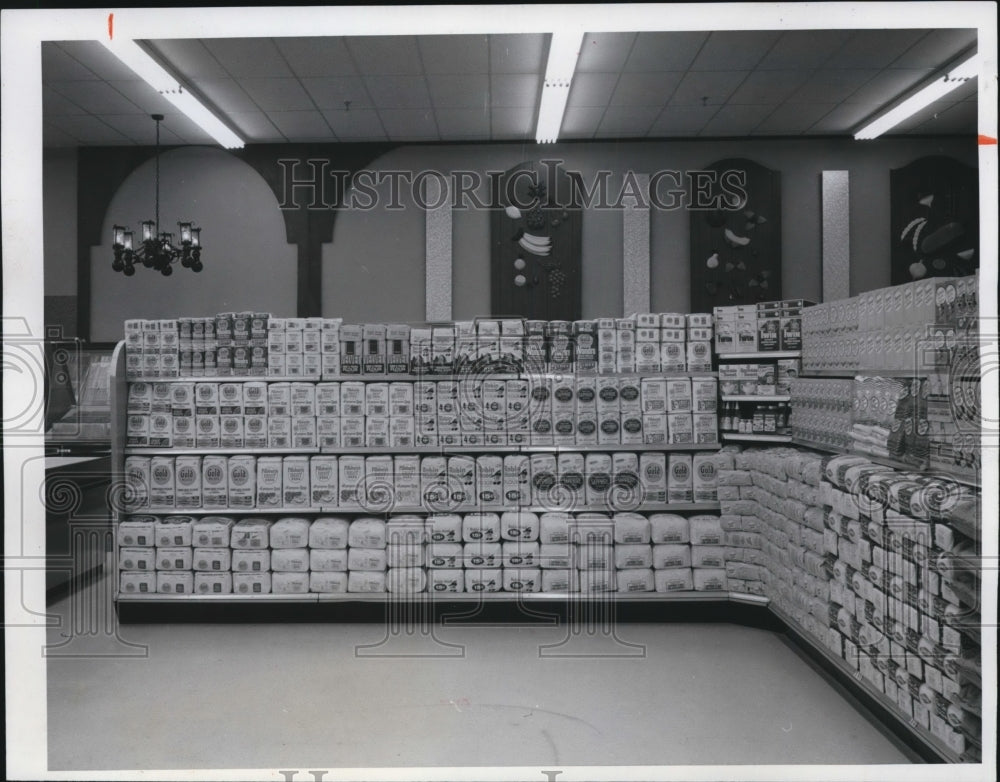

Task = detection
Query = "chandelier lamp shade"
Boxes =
[111,114,203,277]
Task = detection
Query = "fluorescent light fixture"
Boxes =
[854,52,979,140]
[535,31,582,144]
[100,38,245,149]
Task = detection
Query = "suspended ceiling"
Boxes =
[42,29,978,147]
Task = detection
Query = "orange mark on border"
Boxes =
[978,134,997,145]
[108,13,114,40]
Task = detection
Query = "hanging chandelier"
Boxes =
[112,114,203,277]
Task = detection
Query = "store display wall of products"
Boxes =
[123,311,715,380]
[123,375,719,451]
[122,450,719,513]
[117,510,740,597]
[717,445,981,762]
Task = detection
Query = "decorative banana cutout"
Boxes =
[705,252,719,269]
[724,227,750,247]
[518,237,550,256]
[505,205,523,219]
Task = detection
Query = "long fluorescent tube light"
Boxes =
[854,52,979,140]
[535,31,582,144]
[101,38,245,149]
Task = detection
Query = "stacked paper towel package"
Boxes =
[124,375,718,449]
[122,450,718,513]
[124,312,714,380]
[715,445,981,760]
[117,508,729,597]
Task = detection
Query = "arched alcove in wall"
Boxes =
[89,146,297,341]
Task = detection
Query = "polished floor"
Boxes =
[44,570,916,771]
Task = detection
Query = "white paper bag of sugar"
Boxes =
[309,572,346,593]
[689,515,724,546]
[230,518,271,550]
[120,571,156,594]
[539,512,573,544]
[501,510,539,541]
[463,541,502,568]
[615,544,653,569]
[691,545,725,568]
[571,512,614,546]
[387,567,426,593]
[693,567,728,592]
[235,572,272,595]
[269,517,310,548]
[428,569,464,593]
[653,544,691,569]
[613,512,650,544]
[576,543,614,571]
[539,543,575,569]
[462,513,501,542]
[309,517,349,549]
[387,541,425,568]
[191,516,234,548]
[348,547,388,571]
[503,568,542,592]
[271,572,309,594]
[542,569,579,592]
[310,548,348,572]
[655,568,693,592]
[427,543,462,569]
[617,568,654,593]
[465,569,502,592]
[193,547,231,571]
[232,549,270,573]
[580,569,616,592]
[502,541,540,568]
[194,572,232,595]
[650,514,690,544]
[271,548,309,572]
[348,571,386,592]
[425,514,462,543]
[348,517,387,548]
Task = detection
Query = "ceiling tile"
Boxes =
[267,111,334,141]
[378,108,438,140]
[43,122,80,147]
[560,106,606,138]
[669,71,747,106]
[43,85,87,116]
[101,115,187,145]
[824,29,928,69]
[489,34,547,74]
[689,31,781,71]
[435,108,490,139]
[364,75,432,109]
[347,36,422,75]
[805,102,882,134]
[567,73,620,108]
[889,29,977,69]
[191,78,261,113]
[750,102,838,135]
[845,68,934,104]
[274,37,357,78]
[755,30,853,70]
[596,106,661,137]
[56,41,144,81]
[321,108,386,141]
[491,108,534,139]
[610,72,682,107]
[908,99,977,134]
[624,32,708,72]
[145,39,229,80]
[301,76,373,110]
[227,111,286,142]
[576,33,636,72]
[490,74,540,108]
[48,80,144,115]
[699,104,774,136]
[106,80,176,114]
[427,74,489,109]
[648,104,719,136]
[240,78,316,111]
[419,35,489,75]
[45,114,132,144]
[785,69,879,104]
[42,43,98,81]
[727,69,810,105]
[199,38,293,78]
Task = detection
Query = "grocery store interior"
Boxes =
[6,6,995,778]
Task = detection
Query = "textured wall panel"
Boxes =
[424,174,452,321]
[821,171,850,302]
[623,173,650,316]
